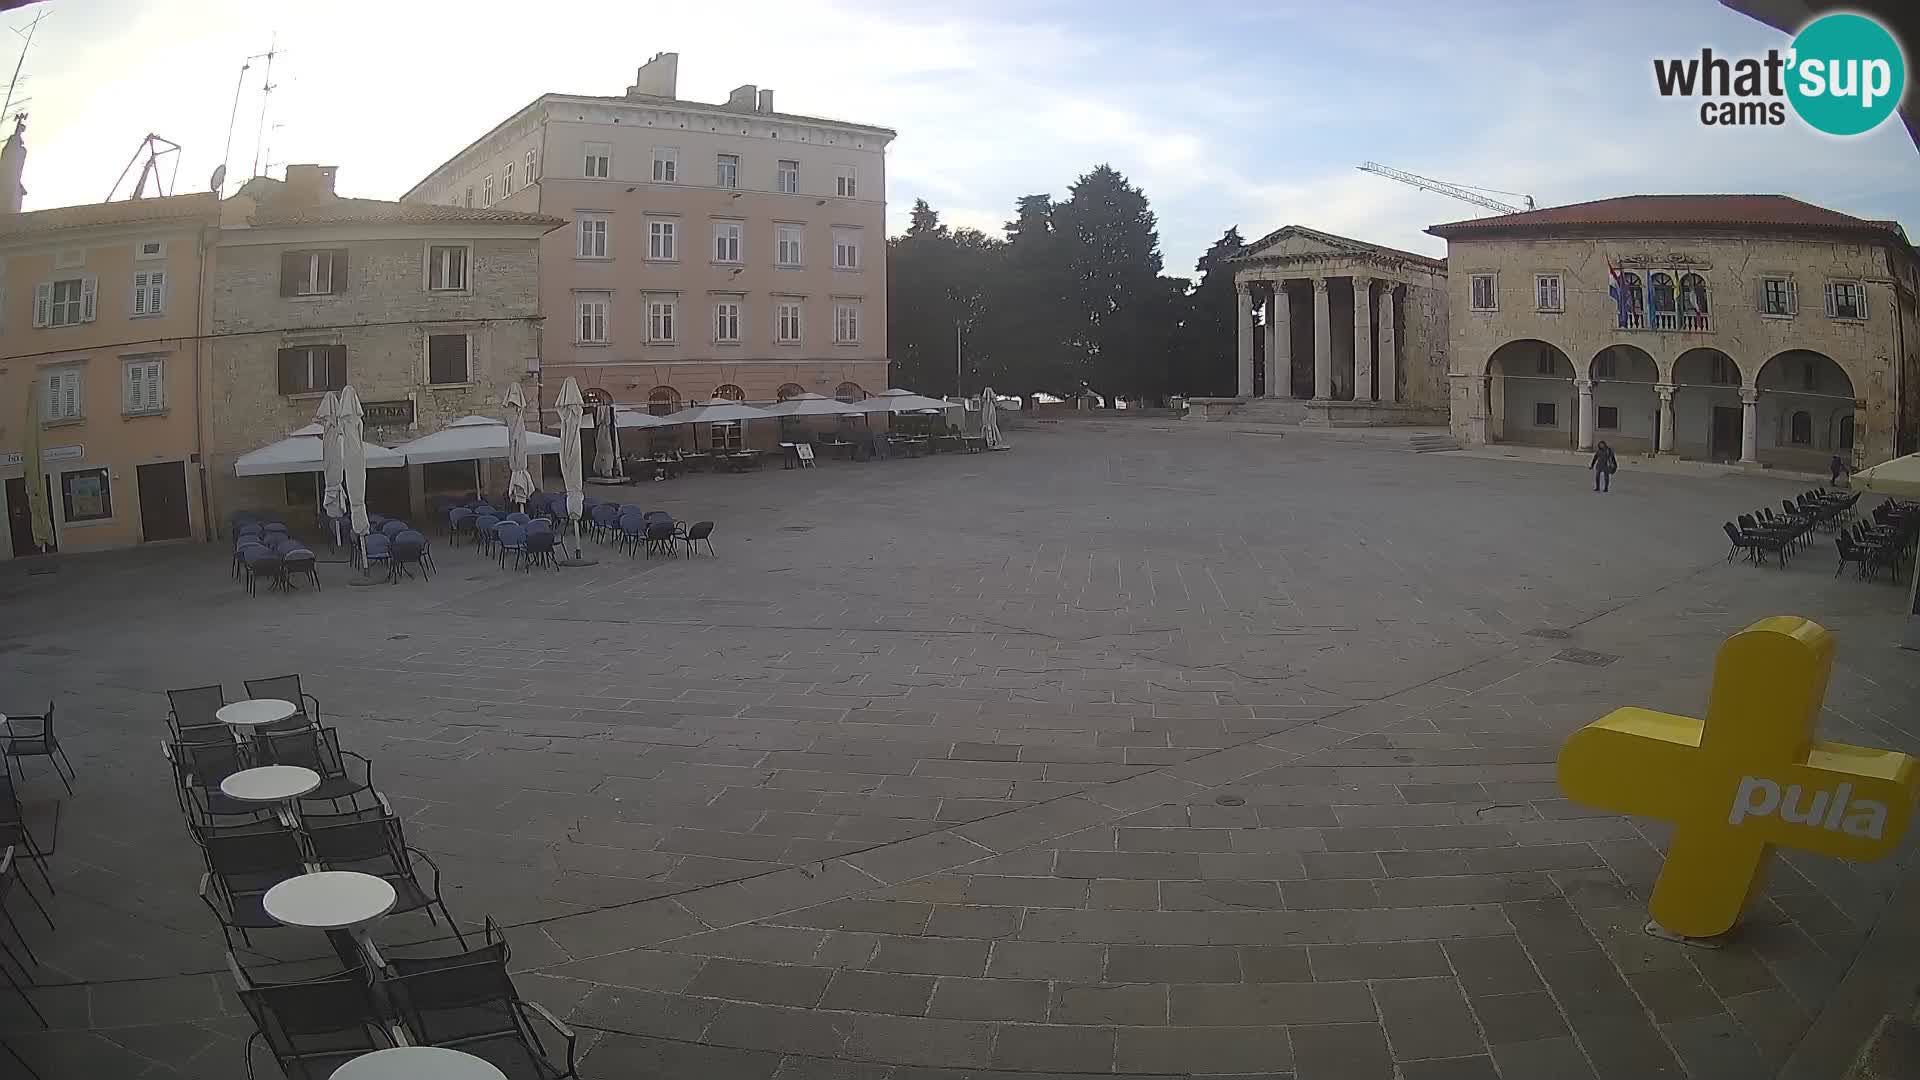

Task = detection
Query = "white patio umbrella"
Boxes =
[339,385,371,573]
[851,388,954,413]
[313,392,346,549]
[661,399,774,453]
[556,378,589,564]
[504,384,534,509]
[395,415,562,464]
[233,423,405,476]
[762,392,863,418]
[592,403,624,478]
[981,384,1008,450]
[612,407,676,428]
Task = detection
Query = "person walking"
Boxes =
[1590,440,1617,492]
[1830,453,1851,487]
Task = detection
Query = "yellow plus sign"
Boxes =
[1558,616,1918,940]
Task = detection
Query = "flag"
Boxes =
[1607,262,1631,326]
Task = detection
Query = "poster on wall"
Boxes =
[69,473,105,518]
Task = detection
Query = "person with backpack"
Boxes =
[1590,441,1618,492]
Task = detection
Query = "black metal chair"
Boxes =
[197,826,309,952]
[1,845,52,951]
[242,676,321,733]
[0,1037,39,1079]
[680,520,715,558]
[165,738,271,827]
[230,954,394,1080]
[383,918,578,1078]
[166,685,235,746]
[0,776,51,896]
[304,809,465,949]
[0,703,72,796]
[255,727,374,814]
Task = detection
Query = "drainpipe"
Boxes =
[194,223,214,540]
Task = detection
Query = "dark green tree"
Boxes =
[1057,165,1169,402]
[1174,227,1246,397]
[888,200,1003,396]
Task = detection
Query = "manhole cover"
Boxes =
[388,635,410,641]
[779,525,813,533]
[1214,794,1246,807]
[1554,648,1620,667]
[1525,628,1573,640]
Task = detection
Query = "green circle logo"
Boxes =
[1787,13,1906,136]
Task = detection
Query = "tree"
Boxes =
[1057,165,1169,402]
[888,200,1002,397]
[1175,227,1246,397]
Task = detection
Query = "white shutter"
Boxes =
[81,276,97,322]
[33,281,50,327]
[1857,283,1869,320]
[63,371,78,416]
[125,362,143,411]
[145,360,163,409]
[1786,279,1798,315]
[44,374,58,418]
[133,271,149,315]
[150,270,165,313]
[1824,282,1837,317]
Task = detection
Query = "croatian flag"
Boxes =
[1607,262,1631,325]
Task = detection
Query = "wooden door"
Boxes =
[136,461,192,541]
[5,475,53,555]
[1711,406,1742,461]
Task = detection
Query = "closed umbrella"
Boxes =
[505,383,534,509]
[593,403,622,478]
[338,385,371,576]
[21,377,52,552]
[314,391,346,548]
[981,385,1008,450]
[556,377,590,565]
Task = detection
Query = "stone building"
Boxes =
[1225,226,1449,425]
[402,52,896,420]
[1429,195,1919,470]
[207,166,562,522]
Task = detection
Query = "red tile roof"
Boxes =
[1427,194,1907,243]
[0,192,218,239]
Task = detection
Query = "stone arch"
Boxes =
[834,381,866,403]
[775,383,805,402]
[1755,349,1856,466]
[713,383,746,401]
[646,386,680,416]
[1482,339,1575,447]
[1669,348,1745,462]
[1588,345,1660,453]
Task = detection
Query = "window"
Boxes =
[1711,355,1739,386]
[136,240,166,260]
[711,422,743,451]
[426,334,472,386]
[503,162,516,195]
[834,301,861,343]
[835,165,857,198]
[776,224,803,266]
[777,159,799,194]
[123,357,164,414]
[651,147,677,183]
[34,276,95,327]
[713,383,746,401]
[1618,271,1646,329]
[583,143,611,179]
[1790,410,1813,445]
[647,386,679,416]
[1649,272,1678,329]
[833,229,860,270]
[464,187,473,208]
[43,366,82,420]
[713,221,742,263]
[279,250,346,297]
[713,301,741,342]
[1826,280,1866,320]
[776,301,801,343]
[648,220,677,260]
[1534,274,1562,312]
[1597,406,1618,430]
[1594,353,1616,379]
[1839,414,1855,450]
[132,268,166,316]
[526,149,537,181]
[277,345,348,395]
[647,298,676,342]
[426,245,469,291]
[1535,352,1557,376]
[1534,401,1556,427]
[576,292,609,343]
[1762,277,1797,316]
[577,214,609,258]
[1678,272,1710,330]
[483,175,494,206]
[60,467,112,523]
[834,381,864,404]
[1469,273,1496,311]
[776,383,805,401]
[716,154,738,189]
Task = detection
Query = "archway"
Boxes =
[1589,345,1660,453]
[1483,340,1575,447]
[1671,348,1744,462]
[834,382,866,403]
[646,386,680,416]
[713,384,746,401]
[775,383,805,402]
[1755,350,1856,469]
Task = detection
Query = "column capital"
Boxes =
[1311,277,1330,293]
[1654,382,1675,399]
[1352,274,1372,288]
[1740,387,1760,405]
[1574,378,1594,391]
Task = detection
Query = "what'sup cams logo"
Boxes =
[1653,12,1906,135]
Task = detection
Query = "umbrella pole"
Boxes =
[559,514,597,567]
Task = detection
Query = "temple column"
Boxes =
[1575,378,1596,452]
[1236,283,1254,398]
[1655,383,1675,454]
[1312,278,1333,400]
[1352,275,1373,402]
[1377,285,1397,404]
[1265,284,1290,398]
[1740,388,1759,463]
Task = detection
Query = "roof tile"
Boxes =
[1427,194,1906,242]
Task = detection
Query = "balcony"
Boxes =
[1616,309,1711,333]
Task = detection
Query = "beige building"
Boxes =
[0,170,219,557]
[1429,195,1919,470]
[208,166,562,523]
[1226,227,1450,425]
[403,52,896,423]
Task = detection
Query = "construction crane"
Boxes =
[1357,162,1535,216]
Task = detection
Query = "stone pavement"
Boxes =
[0,422,1915,1079]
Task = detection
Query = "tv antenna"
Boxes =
[220,42,277,195]
[1,10,47,121]
[249,34,280,181]
[108,134,182,200]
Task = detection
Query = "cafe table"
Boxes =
[220,765,320,827]
[332,1046,508,1080]
[215,699,298,743]
[264,871,398,967]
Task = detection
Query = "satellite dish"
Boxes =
[210,164,227,193]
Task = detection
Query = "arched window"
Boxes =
[647,386,680,416]
[1679,273,1709,330]
[834,382,865,404]
[1838,414,1855,450]
[1649,273,1677,326]
[1789,410,1813,446]
[775,383,805,402]
[1621,273,1645,328]
[713,384,745,401]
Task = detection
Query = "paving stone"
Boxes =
[1168,981,1376,1025]
[817,970,937,1017]
[1114,1026,1293,1073]
[1659,1013,1772,1080]
[987,940,1108,982]
[1053,851,1201,880]
[1532,948,1642,1018]
[1238,946,1313,983]
[1289,1022,1393,1080]
[1301,851,1386,879]
[1489,1037,1600,1080]
[702,1002,852,1057]
[1564,1012,1687,1079]
[1160,879,1285,910]
[686,958,834,1008]
[989,1024,1117,1072]
[1444,936,1546,997]
[1722,987,1810,1065]
[1307,942,1452,980]
[926,976,1051,1021]
[867,936,991,977]
[569,985,724,1041]
[1373,976,1487,1060]
[1469,991,1570,1045]
[1280,879,1380,909]
[1399,1057,1501,1080]
[1105,945,1242,984]
[924,904,1023,939]
[963,875,1090,908]
[1085,879,1160,910]
[781,899,935,936]
[1049,983,1169,1026]
[840,1012,999,1068]
[1503,899,1600,957]
[1625,966,1725,1023]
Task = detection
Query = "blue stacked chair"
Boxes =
[380,519,409,538]
[495,521,528,570]
[617,511,646,556]
[447,506,473,543]
[392,529,430,580]
[363,532,393,582]
[474,514,501,558]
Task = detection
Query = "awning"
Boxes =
[659,400,774,425]
[762,393,864,418]
[394,415,562,464]
[1852,452,1920,499]
[234,424,405,476]
[851,388,957,414]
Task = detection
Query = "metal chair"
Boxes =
[230,953,394,1080]
[0,703,72,796]
[681,520,716,558]
[494,522,527,570]
[392,531,430,580]
[167,685,234,745]
[166,739,274,830]
[256,727,374,814]
[304,808,465,948]
[197,826,308,952]
[0,776,51,896]
[382,917,577,1078]
[243,675,322,733]
[1,845,52,970]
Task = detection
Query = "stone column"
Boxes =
[1312,278,1333,400]
[1575,378,1596,452]
[1265,285,1290,399]
[1740,387,1759,463]
[1654,383,1675,454]
[1377,285,1397,404]
[1351,276,1373,402]
[1236,284,1254,398]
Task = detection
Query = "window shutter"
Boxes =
[61,371,78,416]
[1857,283,1868,320]
[81,276,97,322]
[133,272,147,315]
[280,253,302,296]
[125,362,143,410]
[146,361,163,409]
[44,373,58,418]
[330,250,349,293]
[1786,279,1798,315]
[277,349,299,394]
[33,281,49,327]
[151,269,165,312]
[1824,282,1837,317]
[328,345,348,389]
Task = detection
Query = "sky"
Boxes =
[11,0,1918,276]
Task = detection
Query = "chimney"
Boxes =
[626,51,679,98]
[0,115,25,215]
[283,164,338,204]
[726,84,758,110]
[757,88,774,113]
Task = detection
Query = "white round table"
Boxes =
[331,1046,507,1080]
[264,871,396,932]
[215,699,297,741]
[220,765,321,803]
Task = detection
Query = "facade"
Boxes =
[1226,227,1450,425]
[0,188,218,557]
[403,52,896,424]
[207,166,562,524]
[1430,195,1918,470]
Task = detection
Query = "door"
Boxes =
[136,461,193,542]
[1711,406,1742,461]
[5,475,54,556]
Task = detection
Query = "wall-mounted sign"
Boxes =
[362,400,415,427]
[2,444,84,468]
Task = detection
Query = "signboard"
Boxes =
[362,400,415,427]
[1558,616,1918,939]
[2,445,84,468]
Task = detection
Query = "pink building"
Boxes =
[404,53,895,423]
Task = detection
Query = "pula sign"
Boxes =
[1558,616,1917,940]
